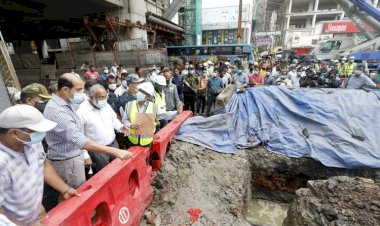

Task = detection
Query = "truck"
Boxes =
[310,0,380,60]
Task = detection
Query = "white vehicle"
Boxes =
[310,37,355,60]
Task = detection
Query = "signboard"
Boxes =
[202,5,250,30]
[322,21,360,34]
[256,36,272,46]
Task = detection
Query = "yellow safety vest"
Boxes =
[127,100,156,146]
[343,62,356,77]
[314,64,321,71]
[338,64,344,76]
[154,91,166,112]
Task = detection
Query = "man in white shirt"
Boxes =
[287,64,301,88]
[114,72,129,97]
[77,84,130,173]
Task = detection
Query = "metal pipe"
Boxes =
[146,14,185,32]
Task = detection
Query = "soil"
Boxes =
[141,140,380,226]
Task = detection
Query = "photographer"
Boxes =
[323,68,340,88]
[300,68,323,88]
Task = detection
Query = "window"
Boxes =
[320,41,341,53]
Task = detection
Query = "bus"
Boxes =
[166,44,254,63]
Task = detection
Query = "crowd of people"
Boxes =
[1,54,380,225]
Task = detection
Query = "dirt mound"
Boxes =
[142,140,252,226]
[283,176,380,226]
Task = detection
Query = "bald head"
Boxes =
[57,73,85,102]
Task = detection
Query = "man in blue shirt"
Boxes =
[171,68,184,102]
[205,68,224,117]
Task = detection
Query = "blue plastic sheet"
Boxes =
[175,86,380,168]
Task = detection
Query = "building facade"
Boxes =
[201,4,252,45]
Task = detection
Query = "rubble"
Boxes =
[283,176,380,226]
[142,140,380,226]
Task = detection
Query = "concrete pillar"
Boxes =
[308,0,314,12]
[312,13,317,27]
[288,0,293,14]
[314,0,319,11]
[373,0,378,6]
[107,0,148,47]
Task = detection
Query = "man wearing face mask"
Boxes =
[323,68,340,88]
[115,74,144,115]
[205,68,224,117]
[77,84,130,174]
[43,73,133,195]
[114,72,129,97]
[0,105,80,226]
[162,69,181,112]
[232,66,249,92]
[197,69,209,115]
[20,83,52,113]
[287,64,300,88]
[342,64,375,90]
[100,67,110,81]
[182,66,199,114]
[342,56,357,78]
[123,82,158,147]
[181,62,190,77]
[106,75,118,112]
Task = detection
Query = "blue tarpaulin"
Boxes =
[175,86,380,168]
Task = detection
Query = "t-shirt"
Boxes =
[344,74,376,89]
[84,71,100,81]
[207,77,224,95]
[248,74,264,86]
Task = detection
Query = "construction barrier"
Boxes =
[41,146,153,226]
[151,111,193,171]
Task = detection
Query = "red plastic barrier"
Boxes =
[41,146,153,226]
[151,111,192,171]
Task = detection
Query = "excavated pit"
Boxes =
[142,140,380,226]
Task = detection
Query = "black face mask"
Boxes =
[35,101,48,113]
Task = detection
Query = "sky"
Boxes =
[202,0,252,8]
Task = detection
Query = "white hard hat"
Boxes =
[153,75,166,86]
[137,82,155,97]
[225,62,230,66]
[207,60,213,65]
[317,58,322,61]
[203,62,208,67]
[349,56,355,59]
[342,57,347,61]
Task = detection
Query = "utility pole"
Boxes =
[237,0,242,44]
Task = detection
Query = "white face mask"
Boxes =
[136,91,146,102]
[108,83,117,91]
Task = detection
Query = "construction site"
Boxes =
[0,0,380,226]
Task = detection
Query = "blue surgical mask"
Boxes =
[136,91,146,102]
[70,92,86,104]
[16,130,46,145]
[96,99,107,109]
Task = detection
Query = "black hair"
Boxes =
[98,80,109,90]
[58,76,74,90]
[121,72,129,78]
[106,75,116,81]
[0,127,10,134]
[20,92,37,103]
[85,80,97,91]
[135,66,140,72]
[90,65,95,68]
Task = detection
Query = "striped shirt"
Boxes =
[0,143,45,225]
[44,95,89,160]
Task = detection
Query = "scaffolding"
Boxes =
[183,0,202,45]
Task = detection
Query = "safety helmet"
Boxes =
[207,60,213,65]
[203,62,208,67]
[137,82,155,97]
[342,57,347,61]
[152,75,167,86]
[349,56,355,60]
[254,61,259,66]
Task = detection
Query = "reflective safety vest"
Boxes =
[127,100,156,146]
[338,64,344,76]
[154,91,166,112]
[343,62,356,77]
[314,63,321,72]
